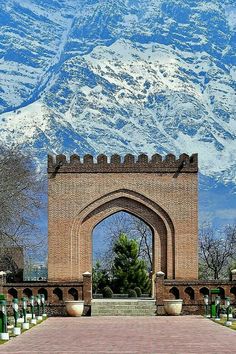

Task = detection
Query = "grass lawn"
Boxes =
[212,318,236,330]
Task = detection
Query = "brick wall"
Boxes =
[155,272,236,315]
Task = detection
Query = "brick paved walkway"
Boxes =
[0,316,235,354]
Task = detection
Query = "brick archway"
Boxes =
[75,189,174,280]
[48,153,198,283]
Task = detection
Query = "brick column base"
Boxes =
[155,271,165,315]
[83,272,92,305]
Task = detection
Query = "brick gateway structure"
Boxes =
[1,153,236,314]
[47,153,198,284]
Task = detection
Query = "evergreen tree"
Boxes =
[111,233,150,294]
[92,261,110,294]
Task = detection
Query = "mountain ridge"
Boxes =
[0,0,235,194]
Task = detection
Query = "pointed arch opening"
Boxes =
[92,211,154,297]
[73,191,174,285]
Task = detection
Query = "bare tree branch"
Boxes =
[199,222,236,279]
[94,212,153,271]
[0,145,47,277]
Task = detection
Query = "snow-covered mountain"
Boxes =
[0,0,236,219]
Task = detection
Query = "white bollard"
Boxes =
[225,321,232,327]
[0,333,9,340]
[22,322,30,330]
[30,318,37,325]
[13,327,21,336]
[36,315,43,321]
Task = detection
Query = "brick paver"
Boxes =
[0,316,235,354]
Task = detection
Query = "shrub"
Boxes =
[128,289,137,298]
[103,286,113,298]
[134,287,142,297]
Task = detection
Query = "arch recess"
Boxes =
[23,288,32,298]
[53,288,63,301]
[8,288,18,299]
[70,189,175,281]
[38,288,48,301]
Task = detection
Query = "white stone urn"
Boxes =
[65,301,84,317]
[163,299,183,315]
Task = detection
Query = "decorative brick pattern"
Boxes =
[48,153,199,286]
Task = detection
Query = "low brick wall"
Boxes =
[0,272,92,316]
[2,272,236,316]
[155,273,236,315]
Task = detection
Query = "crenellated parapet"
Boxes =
[48,153,198,174]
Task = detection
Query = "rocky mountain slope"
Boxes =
[0,0,235,194]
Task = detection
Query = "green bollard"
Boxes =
[21,297,27,323]
[30,296,35,319]
[12,298,19,327]
[21,297,29,329]
[0,294,9,340]
[215,296,221,321]
[30,296,37,324]
[40,294,47,318]
[203,295,210,318]
[36,295,42,320]
[225,297,232,326]
[12,298,21,335]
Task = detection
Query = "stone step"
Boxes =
[91,300,156,316]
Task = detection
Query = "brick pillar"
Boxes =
[155,271,165,315]
[179,287,185,301]
[47,288,54,303]
[18,289,23,299]
[0,271,6,294]
[62,288,68,301]
[32,288,38,297]
[155,271,165,304]
[231,269,236,281]
[83,272,92,305]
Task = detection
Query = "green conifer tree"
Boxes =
[111,233,151,294]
